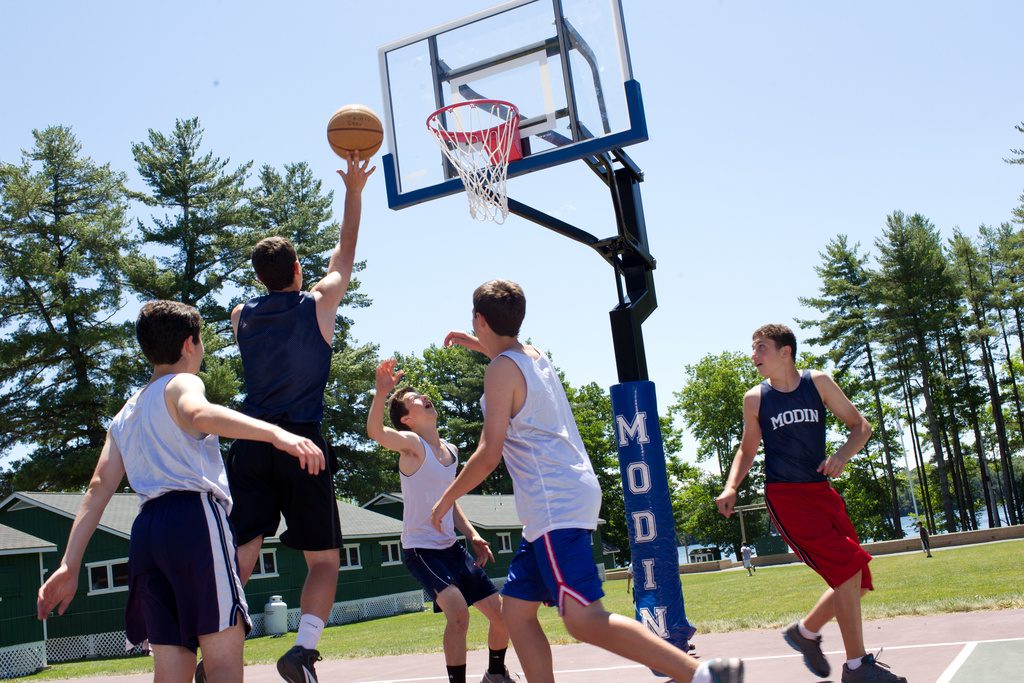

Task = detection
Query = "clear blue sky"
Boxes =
[2,1,1022,464]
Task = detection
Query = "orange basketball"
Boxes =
[327,104,384,159]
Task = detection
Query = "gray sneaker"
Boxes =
[841,652,907,683]
[480,668,519,682]
[276,645,322,683]
[783,621,830,677]
[704,658,744,683]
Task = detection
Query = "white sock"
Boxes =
[692,662,712,683]
[798,620,820,640]
[295,614,325,650]
[847,656,865,671]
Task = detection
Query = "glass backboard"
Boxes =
[378,0,645,210]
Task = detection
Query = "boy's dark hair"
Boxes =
[136,300,202,365]
[252,236,298,291]
[473,279,525,338]
[753,323,798,360]
[388,387,418,432]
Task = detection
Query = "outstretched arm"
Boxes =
[366,359,422,454]
[716,389,762,518]
[311,154,375,340]
[453,503,494,567]
[812,371,872,478]
[167,373,325,474]
[431,358,516,529]
[444,330,492,359]
[38,431,125,619]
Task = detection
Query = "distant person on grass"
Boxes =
[366,358,515,683]
[740,544,755,576]
[433,279,744,683]
[716,323,907,683]
[37,301,324,683]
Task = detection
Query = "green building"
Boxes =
[0,523,55,678]
[0,492,425,671]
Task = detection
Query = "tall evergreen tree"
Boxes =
[0,126,134,490]
[873,212,959,530]
[128,117,254,323]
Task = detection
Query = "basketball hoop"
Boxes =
[427,99,522,224]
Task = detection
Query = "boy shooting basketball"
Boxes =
[225,154,373,683]
[432,279,744,683]
[37,301,324,683]
[716,324,907,683]
[366,358,515,683]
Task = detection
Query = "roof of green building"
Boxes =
[364,493,524,530]
[0,523,57,555]
[2,492,403,542]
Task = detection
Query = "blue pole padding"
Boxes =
[610,381,696,659]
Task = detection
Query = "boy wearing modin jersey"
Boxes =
[716,324,907,683]
[433,279,744,683]
[366,358,514,683]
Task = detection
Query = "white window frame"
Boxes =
[86,557,130,596]
[497,532,513,553]
[339,543,362,571]
[380,541,402,566]
[249,548,280,579]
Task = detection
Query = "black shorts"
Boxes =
[225,422,342,551]
[403,542,498,613]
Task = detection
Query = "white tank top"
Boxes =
[483,349,601,542]
[400,436,458,549]
[110,374,232,510]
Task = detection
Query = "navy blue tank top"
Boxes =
[237,291,331,423]
[758,370,828,484]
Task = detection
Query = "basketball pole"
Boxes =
[507,142,698,656]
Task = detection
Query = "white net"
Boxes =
[427,100,521,224]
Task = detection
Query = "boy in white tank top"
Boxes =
[433,280,745,683]
[37,301,324,683]
[367,358,514,683]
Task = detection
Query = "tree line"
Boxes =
[3,120,1023,559]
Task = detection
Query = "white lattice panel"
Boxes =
[0,641,46,679]
[46,631,146,663]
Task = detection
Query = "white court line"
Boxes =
[934,641,978,683]
[352,637,1024,683]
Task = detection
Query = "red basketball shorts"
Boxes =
[765,481,873,590]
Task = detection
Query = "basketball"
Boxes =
[327,104,384,159]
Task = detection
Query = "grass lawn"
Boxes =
[18,539,1024,680]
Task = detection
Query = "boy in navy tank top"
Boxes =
[434,280,744,683]
[225,154,374,683]
[37,301,324,683]
[716,324,907,683]
[367,358,514,683]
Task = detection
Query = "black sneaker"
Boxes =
[194,659,206,683]
[841,652,907,683]
[783,621,830,677]
[706,658,744,683]
[276,645,322,683]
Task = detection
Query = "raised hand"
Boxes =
[444,330,484,354]
[336,151,376,192]
[375,358,404,395]
[272,429,325,475]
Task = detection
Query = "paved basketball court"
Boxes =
[86,608,1022,682]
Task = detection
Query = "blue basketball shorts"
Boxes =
[403,542,498,613]
[125,491,251,651]
[500,528,604,614]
